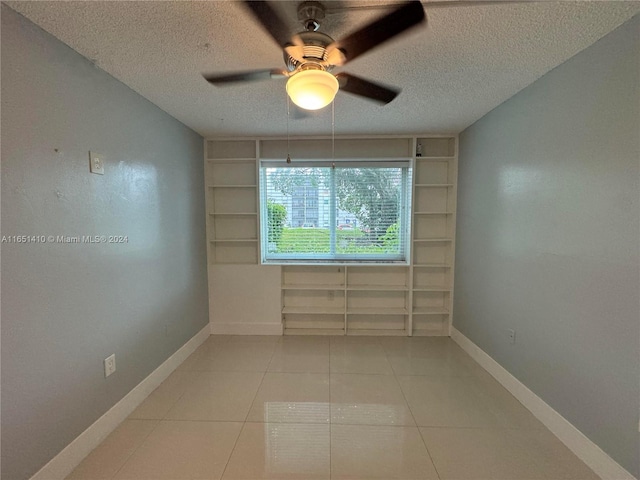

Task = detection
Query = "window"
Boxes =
[260,160,412,263]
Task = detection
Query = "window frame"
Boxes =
[259,159,413,265]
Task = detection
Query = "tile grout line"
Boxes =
[158,370,206,420]
[416,427,443,480]
[329,336,333,479]
[219,339,277,479]
[387,340,444,480]
[106,372,206,479]
[106,419,161,480]
[106,337,225,480]
[329,348,333,480]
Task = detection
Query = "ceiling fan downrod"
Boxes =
[297,1,325,31]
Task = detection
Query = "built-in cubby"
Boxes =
[411,136,457,335]
[281,265,410,336]
[205,135,457,336]
[281,266,346,335]
[205,141,259,265]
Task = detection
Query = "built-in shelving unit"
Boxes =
[281,266,346,335]
[205,140,259,264]
[205,135,457,336]
[411,137,457,335]
[281,265,410,336]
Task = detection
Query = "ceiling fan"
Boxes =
[202,0,427,111]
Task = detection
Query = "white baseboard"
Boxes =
[451,327,637,480]
[210,322,283,336]
[30,324,211,480]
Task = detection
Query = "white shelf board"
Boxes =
[207,158,256,163]
[263,156,413,163]
[211,239,258,243]
[413,238,453,243]
[413,263,452,268]
[415,156,455,161]
[414,211,454,215]
[209,212,257,217]
[214,211,257,216]
[208,184,257,188]
[282,284,344,290]
[414,184,454,187]
[284,328,345,336]
[346,307,408,315]
[346,284,408,291]
[282,306,345,315]
[347,329,407,336]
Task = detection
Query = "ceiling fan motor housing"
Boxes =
[283,31,336,72]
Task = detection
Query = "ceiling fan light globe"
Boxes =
[286,70,339,110]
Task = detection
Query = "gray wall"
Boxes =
[1,6,209,479]
[454,15,639,477]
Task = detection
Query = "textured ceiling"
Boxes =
[6,1,640,137]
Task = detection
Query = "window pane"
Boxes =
[264,168,331,254]
[262,164,410,262]
[335,168,404,256]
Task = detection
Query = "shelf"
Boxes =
[209,212,257,217]
[282,306,345,315]
[213,212,257,216]
[263,156,413,164]
[347,329,407,336]
[207,158,256,164]
[414,184,454,187]
[413,238,453,243]
[211,239,258,243]
[413,263,452,268]
[213,259,257,265]
[346,284,408,291]
[414,212,454,215]
[415,156,454,161]
[208,184,257,188]
[282,284,344,290]
[284,328,345,336]
[347,307,408,315]
[412,307,450,315]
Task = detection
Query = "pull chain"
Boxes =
[331,99,335,169]
[286,95,291,163]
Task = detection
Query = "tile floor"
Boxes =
[67,335,600,480]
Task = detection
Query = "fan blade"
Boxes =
[242,1,300,49]
[326,1,425,66]
[336,73,400,104]
[325,1,528,14]
[203,69,288,85]
[423,0,531,7]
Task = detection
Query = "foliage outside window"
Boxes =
[260,161,412,263]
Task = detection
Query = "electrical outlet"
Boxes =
[104,354,116,377]
[89,151,104,175]
[507,329,516,344]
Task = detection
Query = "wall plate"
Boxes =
[104,354,116,377]
[89,151,104,175]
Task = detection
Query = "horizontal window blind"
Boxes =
[261,162,412,263]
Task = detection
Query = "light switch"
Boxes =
[104,354,116,377]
